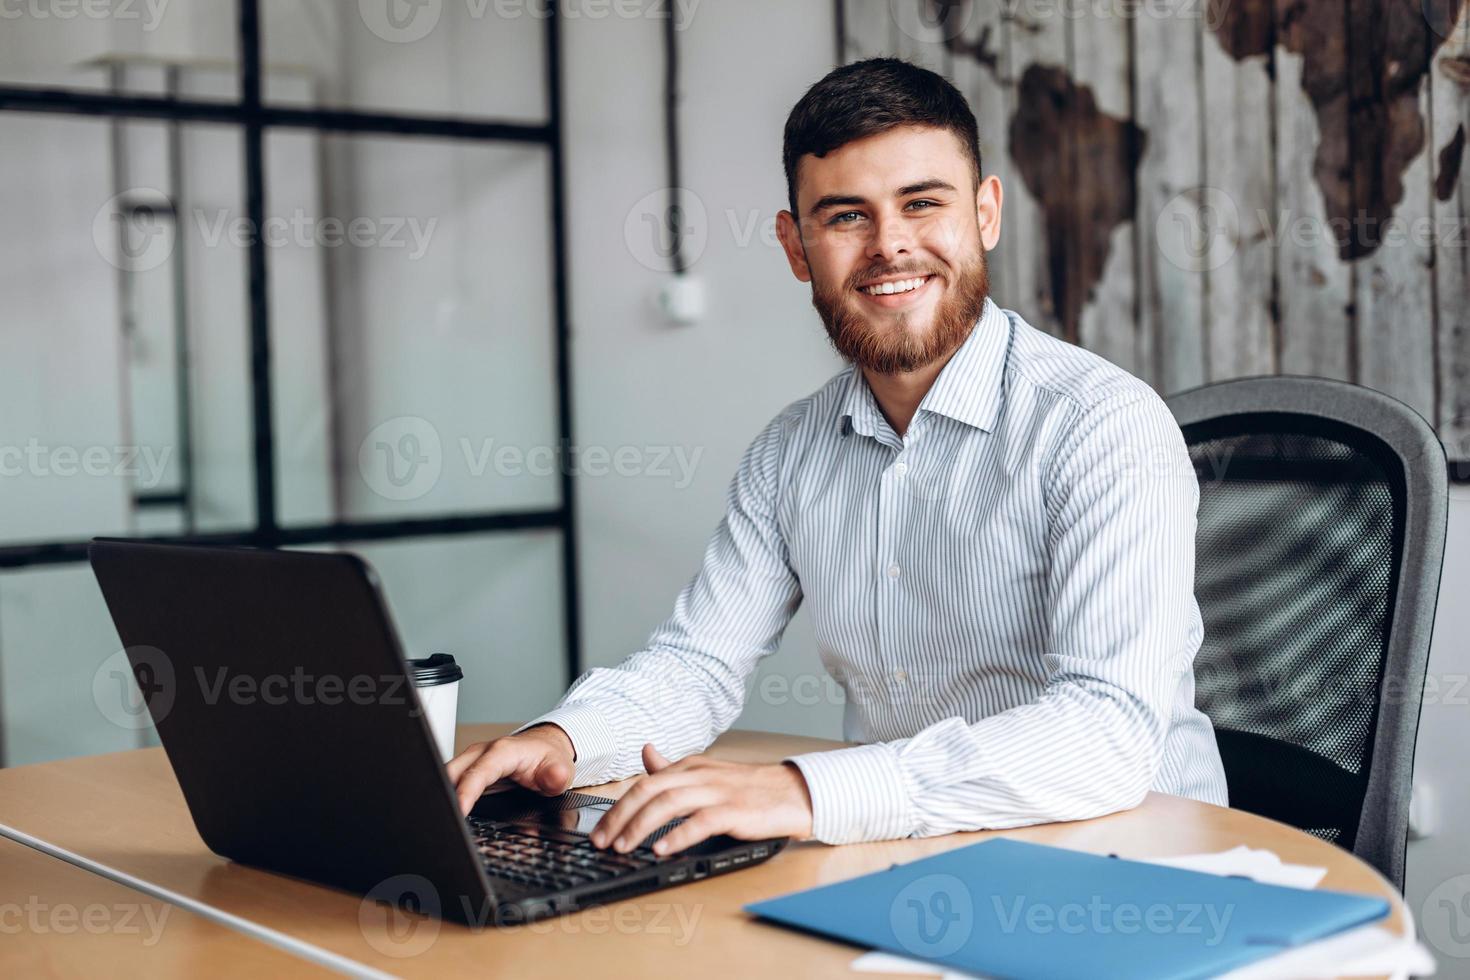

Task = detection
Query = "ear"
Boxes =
[976,174,1003,252]
[776,209,812,283]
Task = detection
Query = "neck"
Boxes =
[862,354,952,438]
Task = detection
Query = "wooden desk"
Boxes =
[0,835,327,978]
[0,724,1408,978]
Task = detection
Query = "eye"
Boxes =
[828,210,864,226]
[906,199,940,211]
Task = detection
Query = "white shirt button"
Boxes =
[893,461,908,477]
[886,564,901,579]
[893,668,908,682]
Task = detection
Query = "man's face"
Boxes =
[777,124,1003,375]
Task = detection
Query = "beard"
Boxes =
[811,245,991,375]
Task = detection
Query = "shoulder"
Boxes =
[1001,307,1163,425]
[994,308,1188,493]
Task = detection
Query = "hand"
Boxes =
[446,724,575,815]
[589,744,813,857]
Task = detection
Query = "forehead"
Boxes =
[795,124,970,205]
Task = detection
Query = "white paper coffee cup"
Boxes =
[408,653,463,763]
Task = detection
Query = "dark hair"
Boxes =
[782,57,982,217]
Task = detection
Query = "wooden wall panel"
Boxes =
[949,0,1021,323]
[1201,1,1278,381]
[1430,2,1470,463]
[1000,1,1068,339]
[1134,2,1206,391]
[840,0,895,63]
[1273,12,1355,383]
[832,0,1468,461]
[1073,8,1142,378]
[1348,0,1438,424]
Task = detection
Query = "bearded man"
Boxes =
[449,57,1227,854]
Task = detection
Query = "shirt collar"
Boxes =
[838,296,1012,438]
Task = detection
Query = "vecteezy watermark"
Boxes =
[0,0,171,30]
[887,0,1224,44]
[358,872,701,956]
[360,874,443,958]
[91,646,429,731]
[1155,185,1470,272]
[624,187,710,273]
[991,894,1235,945]
[358,416,444,503]
[358,0,701,43]
[524,902,702,943]
[92,646,175,732]
[753,668,945,710]
[1423,0,1470,44]
[0,439,172,488]
[92,189,175,274]
[1422,873,1470,959]
[891,874,975,958]
[357,416,704,502]
[0,897,171,945]
[92,190,438,273]
[192,666,424,714]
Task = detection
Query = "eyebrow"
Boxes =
[805,178,958,217]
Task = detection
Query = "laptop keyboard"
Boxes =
[468,818,660,892]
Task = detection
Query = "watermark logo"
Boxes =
[360,874,442,957]
[358,416,443,502]
[360,0,442,42]
[624,188,709,272]
[1423,0,1470,44]
[1422,873,1470,958]
[889,0,973,42]
[1156,185,1239,273]
[93,190,175,273]
[890,873,974,958]
[92,645,174,731]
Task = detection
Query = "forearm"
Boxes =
[787,678,1173,845]
[514,643,754,786]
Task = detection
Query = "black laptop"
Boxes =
[87,538,786,926]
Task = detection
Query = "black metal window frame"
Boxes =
[0,0,583,687]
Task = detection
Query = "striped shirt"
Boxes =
[517,296,1228,845]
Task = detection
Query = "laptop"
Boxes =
[87,537,787,926]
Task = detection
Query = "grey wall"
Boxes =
[560,1,846,739]
[1,2,1466,971]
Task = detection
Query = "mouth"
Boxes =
[855,273,938,308]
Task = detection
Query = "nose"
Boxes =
[866,210,913,264]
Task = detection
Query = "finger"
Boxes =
[651,807,733,857]
[643,742,672,774]
[610,786,719,854]
[445,742,489,783]
[590,771,699,848]
[455,744,526,814]
[533,754,573,795]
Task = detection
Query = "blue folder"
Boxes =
[745,838,1389,980]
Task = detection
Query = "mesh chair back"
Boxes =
[1167,378,1447,891]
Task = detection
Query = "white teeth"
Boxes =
[862,276,929,296]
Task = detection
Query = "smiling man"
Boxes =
[449,58,1227,854]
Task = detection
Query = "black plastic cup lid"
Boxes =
[406,653,463,688]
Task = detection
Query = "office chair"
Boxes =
[1166,376,1448,892]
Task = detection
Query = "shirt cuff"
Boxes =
[785,742,914,844]
[511,702,619,787]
